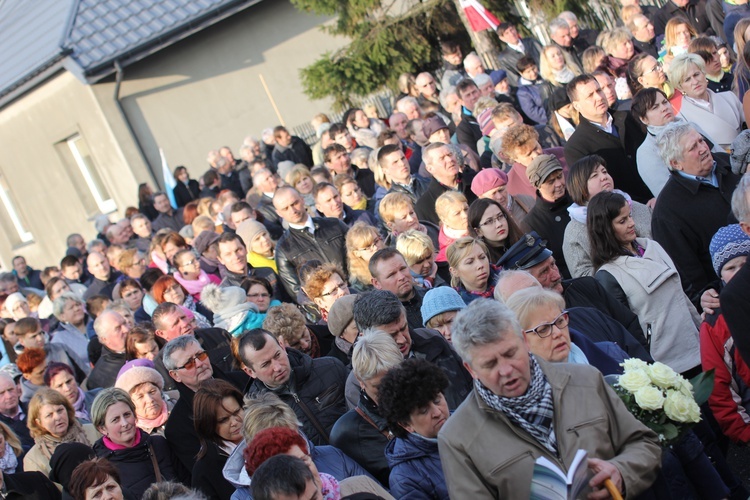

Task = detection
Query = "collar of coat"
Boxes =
[667,161,730,194]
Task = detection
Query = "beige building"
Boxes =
[0,0,344,269]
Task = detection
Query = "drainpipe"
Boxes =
[113,60,159,188]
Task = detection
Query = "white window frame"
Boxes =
[0,175,32,243]
[66,135,117,214]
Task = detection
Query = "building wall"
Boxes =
[91,0,346,184]
[0,71,138,268]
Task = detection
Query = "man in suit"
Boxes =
[496,23,543,86]
[651,0,712,37]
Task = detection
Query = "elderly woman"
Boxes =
[588,191,701,375]
[4,292,32,321]
[91,388,176,499]
[468,198,523,263]
[301,264,349,323]
[379,192,439,248]
[69,457,126,500]
[345,222,385,292]
[172,248,221,301]
[325,294,359,363]
[51,292,90,366]
[420,287,466,343]
[24,388,96,477]
[45,362,100,424]
[439,299,662,498]
[501,124,567,200]
[201,284,265,335]
[152,275,211,328]
[563,155,652,278]
[435,191,469,263]
[263,303,321,358]
[192,379,245,499]
[521,154,573,279]
[668,52,744,150]
[379,358,451,500]
[114,360,175,436]
[447,237,500,304]
[470,168,534,224]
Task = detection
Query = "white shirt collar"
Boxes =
[289,216,315,234]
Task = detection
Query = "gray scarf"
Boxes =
[475,354,557,453]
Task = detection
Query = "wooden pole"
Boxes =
[259,74,285,126]
[453,0,502,71]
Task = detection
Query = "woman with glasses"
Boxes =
[447,237,500,305]
[467,198,523,263]
[201,284,267,335]
[627,53,682,112]
[587,191,701,376]
[505,287,625,375]
[241,276,281,314]
[172,248,221,301]
[115,278,145,313]
[51,292,90,365]
[152,275,212,328]
[345,222,385,293]
[91,388,176,499]
[301,264,350,323]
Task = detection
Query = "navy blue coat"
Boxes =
[385,433,448,499]
[570,329,625,376]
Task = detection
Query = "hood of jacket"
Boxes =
[385,432,439,468]
[223,439,251,488]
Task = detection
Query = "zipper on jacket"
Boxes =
[646,323,653,348]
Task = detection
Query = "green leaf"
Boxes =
[690,369,715,406]
[661,423,680,441]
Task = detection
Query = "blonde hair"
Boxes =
[621,4,642,25]
[505,287,565,331]
[447,237,489,287]
[473,96,500,117]
[667,52,706,91]
[285,165,312,190]
[196,198,214,217]
[599,28,633,57]
[262,303,309,344]
[352,329,403,381]
[243,392,300,442]
[540,45,581,85]
[664,17,697,53]
[582,46,607,73]
[192,215,215,237]
[346,222,381,285]
[396,229,435,266]
[379,192,414,225]
[435,191,468,227]
[28,388,76,439]
[0,421,22,458]
[501,124,539,162]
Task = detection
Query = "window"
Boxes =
[65,134,116,215]
[0,173,33,244]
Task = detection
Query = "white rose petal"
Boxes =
[634,386,665,411]
[663,390,701,423]
[618,368,652,393]
[648,362,679,389]
[621,358,649,372]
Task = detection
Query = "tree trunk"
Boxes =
[452,0,502,71]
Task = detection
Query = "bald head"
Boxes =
[494,270,542,302]
[273,186,308,225]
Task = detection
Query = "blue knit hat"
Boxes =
[709,224,750,276]
[421,287,466,325]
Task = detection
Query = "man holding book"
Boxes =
[438,299,661,499]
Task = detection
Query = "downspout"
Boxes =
[113,60,159,188]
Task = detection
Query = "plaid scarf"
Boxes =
[475,354,557,454]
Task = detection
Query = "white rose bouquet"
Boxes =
[609,360,714,446]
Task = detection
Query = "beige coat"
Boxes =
[438,360,661,499]
[23,423,99,478]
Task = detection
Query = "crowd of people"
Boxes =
[5,1,750,498]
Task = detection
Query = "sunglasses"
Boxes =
[175,351,208,371]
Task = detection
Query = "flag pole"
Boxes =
[259,74,285,126]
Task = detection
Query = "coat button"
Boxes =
[555,216,561,222]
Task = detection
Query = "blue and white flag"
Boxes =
[160,148,177,209]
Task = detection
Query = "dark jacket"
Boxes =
[410,328,473,410]
[151,208,185,233]
[330,391,391,486]
[14,268,43,290]
[352,165,378,199]
[93,429,176,499]
[256,195,285,240]
[342,205,376,228]
[0,403,33,452]
[402,286,427,330]
[721,260,750,366]
[85,345,126,390]
[219,265,282,301]
[497,37,544,86]
[246,349,348,446]
[651,0,712,36]
[164,381,199,482]
[568,306,652,362]
[633,37,659,59]
[415,170,477,227]
[220,171,245,198]
[272,137,313,168]
[385,432,448,500]
[564,114,652,203]
[455,107,483,154]
[569,329,624,376]
[707,71,734,93]
[192,442,235,500]
[174,179,201,208]
[2,471,61,499]
[521,191,573,279]
[562,276,648,350]
[275,217,349,300]
[83,271,122,301]
[651,162,739,307]
[386,175,431,205]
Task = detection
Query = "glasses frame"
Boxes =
[175,350,208,371]
[524,310,569,338]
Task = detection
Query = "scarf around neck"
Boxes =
[0,442,17,473]
[137,400,170,434]
[475,354,557,453]
[72,388,89,422]
[553,67,575,84]
[567,189,633,224]
[174,270,215,298]
[36,421,91,459]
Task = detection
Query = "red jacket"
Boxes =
[700,313,750,443]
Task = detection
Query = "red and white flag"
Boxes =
[459,0,501,32]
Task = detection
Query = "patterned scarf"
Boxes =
[0,442,17,473]
[475,354,557,454]
[35,420,91,460]
[72,388,89,422]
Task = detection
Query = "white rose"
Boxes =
[634,386,665,411]
[648,362,679,389]
[663,390,701,423]
[618,368,652,393]
[621,358,649,372]
[678,377,694,397]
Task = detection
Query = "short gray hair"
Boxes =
[732,174,750,223]
[0,273,16,285]
[439,86,458,109]
[396,96,419,114]
[162,335,201,371]
[353,290,405,331]
[505,288,565,330]
[557,11,578,23]
[351,329,403,381]
[656,121,697,169]
[91,388,135,430]
[549,18,570,35]
[452,299,523,364]
[473,73,492,88]
[667,53,705,91]
[52,292,84,320]
[494,270,542,303]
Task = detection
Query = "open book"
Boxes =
[530,449,592,500]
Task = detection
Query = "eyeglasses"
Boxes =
[175,351,208,371]
[642,61,663,76]
[524,311,569,338]
[164,284,183,295]
[321,282,348,297]
[247,292,271,299]
[480,213,506,228]
[364,237,383,252]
